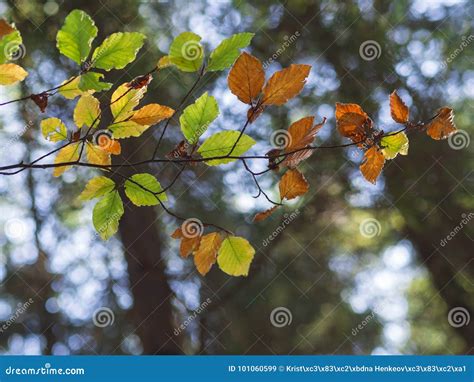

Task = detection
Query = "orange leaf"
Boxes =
[194,232,222,275]
[130,103,175,125]
[283,116,325,168]
[279,169,309,200]
[390,91,409,124]
[262,64,311,106]
[335,102,368,120]
[335,103,370,144]
[425,107,456,140]
[0,20,15,39]
[360,146,385,184]
[253,206,279,222]
[228,52,265,105]
[170,227,202,258]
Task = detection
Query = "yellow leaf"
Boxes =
[194,232,223,275]
[130,103,175,125]
[279,169,309,200]
[261,64,311,106]
[110,83,147,121]
[217,236,255,277]
[227,52,265,105]
[0,63,28,85]
[86,143,111,166]
[53,142,81,177]
[74,94,100,128]
[390,90,409,124]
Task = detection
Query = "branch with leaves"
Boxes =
[0,10,458,278]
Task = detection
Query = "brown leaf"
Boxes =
[228,52,265,105]
[262,64,311,106]
[425,107,456,140]
[283,116,326,168]
[360,146,385,184]
[194,232,222,275]
[170,227,202,258]
[127,73,152,89]
[335,103,371,144]
[279,169,309,200]
[30,93,48,113]
[166,140,192,161]
[266,148,281,171]
[253,206,279,222]
[171,227,183,239]
[0,20,15,39]
[390,91,409,124]
[247,105,265,123]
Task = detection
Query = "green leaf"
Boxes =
[198,131,256,166]
[110,83,146,121]
[59,76,88,99]
[381,132,409,159]
[92,32,146,71]
[180,92,219,144]
[217,236,255,276]
[168,32,204,72]
[0,28,22,64]
[92,190,124,240]
[207,33,254,71]
[124,173,167,206]
[40,118,68,142]
[74,94,100,128]
[109,120,149,139]
[79,176,115,201]
[79,72,112,92]
[56,9,97,64]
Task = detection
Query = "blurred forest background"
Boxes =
[0,0,472,355]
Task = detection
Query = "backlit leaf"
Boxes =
[74,94,100,128]
[0,19,15,39]
[171,228,202,258]
[0,63,27,85]
[261,64,311,106]
[53,142,81,177]
[360,146,385,184]
[169,32,204,72]
[390,90,409,124]
[253,206,279,222]
[198,131,255,166]
[40,117,68,142]
[381,132,409,159]
[228,52,264,104]
[157,55,172,69]
[56,9,97,64]
[86,143,111,166]
[110,83,146,121]
[194,232,223,275]
[279,169,309,200]
[109,120,149,139]
[217,236,255,277]
[207,33,254,71]
[335,103,370,143]
[0,23,22,64]
[124,173,167,206]
[131,103,175,126]
[425,107,457,140]
[79,72,112,92]
[92,190,124,240]
[180,92,219,144]
[79,176,115,201]
[59,76,90,99]
[92,32,146,71]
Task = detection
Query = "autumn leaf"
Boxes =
[131,103,175,126]
[78,176,115,201]
[228,52,265,105]
[279,169,309,200]
[194,232,223,275]
[253,206,279,222]
[360,146,385,184]
[171,228,201,258]
[53,142,81,177]
[381,132,409,159]
[41,118,68,142]
[261,64,311,106]
[425,107,456,140]
[283,116,325,168]
[390,90,409,124]
[335,103,370,143]
[74,94,100,128]
[86,143,111,166]
[217,236,255,276]
[110,83,147,122]
[0,63,28,85]
[0,19,15,39]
